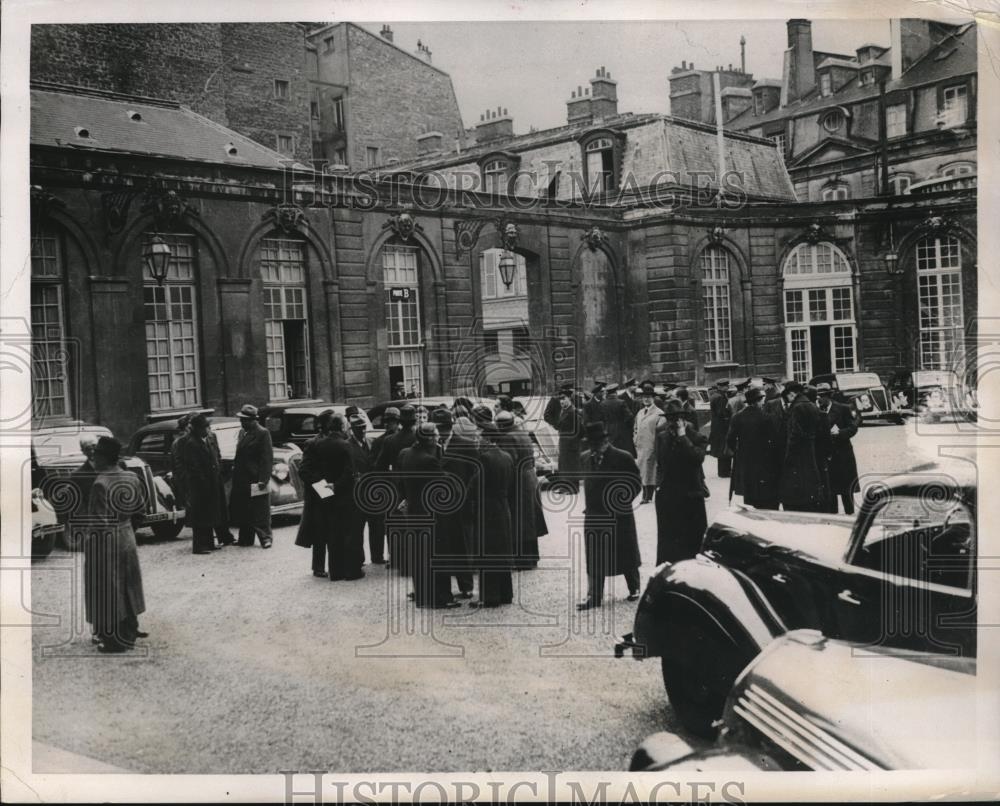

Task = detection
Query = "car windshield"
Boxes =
[837,373,882,391]
[33,427,113,457]
[211,423,242,458]
[913,371,959,388]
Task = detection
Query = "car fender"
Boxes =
[634,555,786,661]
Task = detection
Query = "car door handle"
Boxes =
[771,573,788,584]
[838,589,861,605]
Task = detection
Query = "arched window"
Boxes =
[383,244,424,397]
[482,159,508,194]
[31,225,70,418]
[916,235,964,370]
[260,237,311,401]
[888,174,913,196]
[821,183,850,201]
[583,136,616,194]
[782,242,856,380]
[700,245,733,364]
[143,233,202,411]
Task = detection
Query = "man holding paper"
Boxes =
[230,404,275,549]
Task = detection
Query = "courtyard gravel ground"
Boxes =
[29,422,932,773]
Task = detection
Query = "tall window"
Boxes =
[366,146,380,169]
[261,238,310,401]
[273,79,290,100]
[143,234,201,411]
[767,131,787,160]
[277,134,294,155]
[783,242,856,380]
[383,245,424,397]
[332,98,345,130]
[483,159,508,195]
[916,235,964,371]
[31,227,70,419]
[886,103,907,138]
[940,84,968,124]
[584,137,615,194]
[700,245,733,364]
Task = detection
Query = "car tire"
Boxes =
[151,520,184,541]
[660,656,728,739]
[891,414,905,425]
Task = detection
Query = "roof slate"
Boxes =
[31,83,298,169]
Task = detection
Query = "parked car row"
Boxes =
[616,452,977,770]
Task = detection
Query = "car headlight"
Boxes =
[272,463,289,482]
[858,394,871,409]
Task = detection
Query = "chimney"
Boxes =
[415,39,432,63]
[380,24,394,43]
[567,84,592,124]
[416,131,443,155]
[589,66,619,119]
[720,86,753,122]
[475,107,514,144]
[785,19,815,104]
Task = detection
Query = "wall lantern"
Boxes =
[498,249,517,290]
[143,235,172,286]
[884,250,901,275]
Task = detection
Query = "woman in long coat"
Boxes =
[555,392,584,493]
[654,401,710,564]
[84,437,148,653]
[632,386,664,504]
[472,424,517,607]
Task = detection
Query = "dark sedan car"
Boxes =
[128,416,304,521]
[888,368,978,423]
[808,371,902,424]
[259,402,374,450]
[33,423,184,548]
[615,457,976,737]
[630,629,978,771]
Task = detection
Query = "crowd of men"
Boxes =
[67,372,861,649]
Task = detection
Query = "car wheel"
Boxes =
[58,524,86,552]
[661,655,729,740]
[891,414,905,425]
[151,520,184,541]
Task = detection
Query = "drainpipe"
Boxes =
[714,71,726,206]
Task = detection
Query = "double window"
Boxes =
[916,235,964,371]
[584,136,615,194]
[821,183,850,201]
[886,103,907,138]
[143,234,202,411]
[261,238,311,401]
[699,246,733,364]
[940,84,969,125]
[383,246,424,397]
[30,227,70,419]
[482,159,508,195]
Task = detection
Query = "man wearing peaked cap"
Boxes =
[583,383,606,425]
[230,403,274,548]
[346,413,382,573]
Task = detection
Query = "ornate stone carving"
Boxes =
[583,226,607,251]
[141,184,198,230]
[802,222,828,244]
[496,217,518,251]
[100,189,138,244]
[29,185,66,225]
[263,202,307,234]
[917,210,961,237]
[706,225,726,244]
[454,218,486,260]
[383,209,423,242]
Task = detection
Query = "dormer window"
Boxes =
[821,182,850,201]
[859,70,875,87]
[483,159,508,194]
[821,108,846,134]
[583,136,616,194]
[74,126,91,139]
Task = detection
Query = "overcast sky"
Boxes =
[357,20,902,132]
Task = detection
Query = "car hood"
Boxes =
[728,630,979,770]
[706,506,856,567]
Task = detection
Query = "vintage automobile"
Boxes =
[808,371,902,424]
[888,369,978,423]
[629,629,978,771]
[615,457,976,737]
[33,423,184,548]
[258,402,375,450]
[128,415,304,520]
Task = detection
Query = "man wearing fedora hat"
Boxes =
[778,381,828,512]
[633,382,664,504]
[708,379,733,478]
[553,386,584,493]
[230,404,275,548]
[578,420,643,610]
[654,399,709,564]
[377,403,419,573]
[726,386,780,510]
[174,412,233,554]
[84,436,149,652]
[495,410,546,570]
[815,382,860,514]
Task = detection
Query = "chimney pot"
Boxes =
[585,88,590,95]
[606,70,610,78]
[503,108,508,115]
[571,90,576,98]
[578,85,583,95]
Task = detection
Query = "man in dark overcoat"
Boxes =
[764,380,794,495]
[599,383,635,456]
[544,382,573,430]
[398,423,461,609]
[708,379,733,478]
[347,414,384,567]
[229,404,275,548]
[583,382,606,424]
[779,382,828,512]
[654,400,710,564]
[816,382,860,514]
[555,389,584,493]
[431,408,478,599]
[367,406,400,563]
[578,421,643,610]
[174,413,231,554]
[726,387,780,510]
[495,410,545,570]
[470,423,516,608]
[377,404,417,573]
[295,411,359,579]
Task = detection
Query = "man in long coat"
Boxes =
[633,383,663,504]
[470,423,516,608]
[654,400,710,564]
[495,410,546,570]
[398,423,460,609]
[230,404,274,548]
[578,421,643,610]
[816,383,860,514]
[708,379,733,478]
[779,382,828,512]
[726,387,780,510]
[174,413,231,554]
[84,436,148,653]
[367,406,400,563]
[599,384,635,456]
[377,404,417,573]
[583,382,606,424]
[764,380,794,495]
[554,390,584,493]
[431,408,478,599]
[347,414,383,567]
